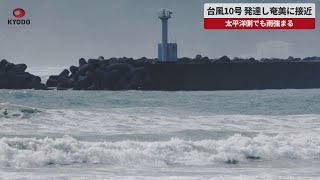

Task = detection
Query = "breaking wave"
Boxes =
[0,133,319,168]
[0,103,42,119]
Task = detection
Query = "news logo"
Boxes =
[13,8,25,18]
[204,3,316,30]
[8,8,30,25]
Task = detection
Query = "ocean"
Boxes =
[0,67,319,179]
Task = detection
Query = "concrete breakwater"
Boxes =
[1,55,320,90]
[46,57,154,90]
[0,59,46,89]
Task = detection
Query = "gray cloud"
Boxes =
[0,0,319,65]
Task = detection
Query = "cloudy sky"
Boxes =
[0,0,319,65]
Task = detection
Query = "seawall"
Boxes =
[146,62,320,90]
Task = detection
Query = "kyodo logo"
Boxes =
[8,8,31,25]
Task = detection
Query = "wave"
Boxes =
[0,133,319,168]
[0,102,42,119]
[1,102,320,141]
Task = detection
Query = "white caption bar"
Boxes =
[204,3,316,18]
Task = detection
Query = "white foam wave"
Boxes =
[0,133,319,168]
[0,102,41,119]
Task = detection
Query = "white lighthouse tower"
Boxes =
[158,9,177,62]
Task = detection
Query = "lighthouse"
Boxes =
[158,9,177,62]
